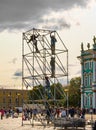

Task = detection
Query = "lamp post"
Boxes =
[8,94,11,108]
[17,93,20,107]
[64,89,69,116]
[88,93,93,128]
[90,107,93,129]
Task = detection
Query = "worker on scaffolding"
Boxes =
[50,56,55,77]
[50,32,57,55]
[44,76,51,99]
[28,34,40,53]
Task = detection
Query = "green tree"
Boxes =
[28,77,81,107]
[68,77,81,107]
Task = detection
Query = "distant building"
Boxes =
[0,87,29,109]
[77,36,96,109]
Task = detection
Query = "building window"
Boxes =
[3,98,5,103]
[15,98,18,103]
[89,74,93,85]
[9,99,11,103]
[9,92,11,95]
[90,95,93,106]
[84,75,88,86]
[89,61,92,69]
[84,62,89,70]
[84,95,88,106]
[95,63,96,80]
[3,91,5,95]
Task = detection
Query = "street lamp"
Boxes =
[17,93,20,107]
[8,94,11,108]
[64,89,69,116]
[88,93,93,128]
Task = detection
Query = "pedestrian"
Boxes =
[61,108,67,118]
[81,108,86,119]
[69,107,75,118]
[0,108,4,120]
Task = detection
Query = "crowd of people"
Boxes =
[0,107,20,119]
[21,106,91,122]
[1,105,96,130]
[0,106,94,121]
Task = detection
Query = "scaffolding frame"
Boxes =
[22,28,68,126]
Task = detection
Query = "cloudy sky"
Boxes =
[0,0,96,88]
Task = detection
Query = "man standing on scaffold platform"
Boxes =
[50,32,57,55]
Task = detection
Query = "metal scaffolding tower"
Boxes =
[22,28,68,89]
[22,28,68,126]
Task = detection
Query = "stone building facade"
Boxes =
[78,36,96,109]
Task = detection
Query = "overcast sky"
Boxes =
[0,0,96,88]
[0,0,93,31]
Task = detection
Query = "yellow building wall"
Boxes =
[0,89,29,109]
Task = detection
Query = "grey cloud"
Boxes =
[59,22,71,29]
[42,20,71,30]
[8,58,17,64]
[13,70,22,77]
[0,0,91,31]
[41,16,71,30]
[42,24,70,30]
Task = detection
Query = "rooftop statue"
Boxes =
[81,42,84,51]
[93,36,96,44]
[87,43,90,49]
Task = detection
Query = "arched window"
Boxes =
[84,75,88,86]
[90,95,93,106]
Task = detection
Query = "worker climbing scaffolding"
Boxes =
[28,34,40,53]
[44,76,51,99]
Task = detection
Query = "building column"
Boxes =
[81,90,84,109]
[92,84,96,109]
[92,60,96,108]
[93,92,96,108]
[81,60,84,108]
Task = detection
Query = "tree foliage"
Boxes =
[28,77,81,107]
[68,77,81,107]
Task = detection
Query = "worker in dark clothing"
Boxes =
[28,34,40,53]
[50,57,55,77]
[45,76,51,99]
[50,32,57,55]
